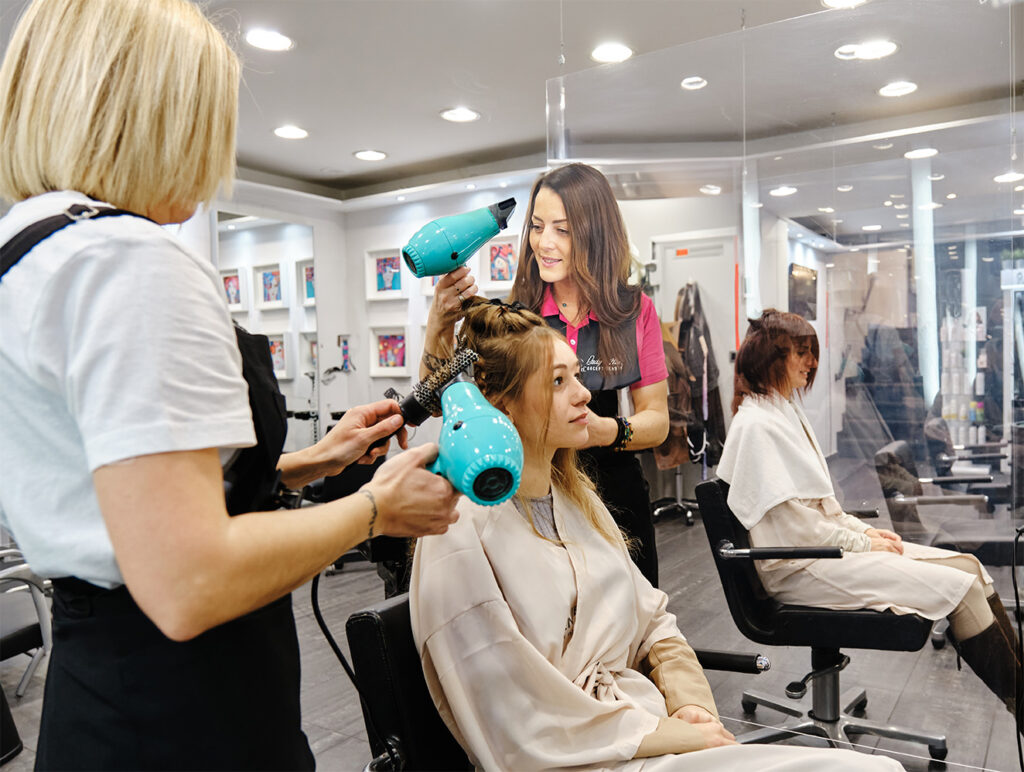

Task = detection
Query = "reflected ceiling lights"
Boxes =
[591,42,633,63]
[904,147,938,159]
[751,202,764,208]
[818,207,835,213]
[884,200,893,206]
[680,76,708,91]
[918,202,943,210]
[699,184,722,195]
[862,225,882,231]
[440,107,480,123]
[834,40,898,61]
[1016,185,1024,192]
[900,223,910,227]
[274,125,308,139]
[1015,208,1024,216]
[466,183,477,190]
[946,193,957,200]
[354,149,387,161]
[879,81,918,97]
[822,0,867,8]
[873,143,894,150]
[994,171,1024,184]
[499,182,509,188]
[896,214,909,219]
[245,29,294,51]
[769,185,798,197]
[396,195,406,201]
[929,173,945,181]
[893,203,907,209]
[837,184,854,192]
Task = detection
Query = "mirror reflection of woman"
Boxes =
[424,163,669,586]
[411,298,901,771]
[718,309,1020,720]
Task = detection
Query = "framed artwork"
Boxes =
[300,331,318,376]
[481,236,519,292]
[254,263,286,310]
[366,249,409,301]
[297,259,316,307]
[420,253,479,296]
[266,332,293,380]
[369,326,408,377]
[219,268,247,312]
[339,334,354,372]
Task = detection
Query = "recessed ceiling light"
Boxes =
[918,202,943,210]
[499,181,509,188]
[591,42,633,63]
[994,171,1024,184]
[832,218,844,224]
[440,106,480,123]
[929,173,945,181]
[890,193,905,198]
[837,184,854,192]
[751,202,764,208]
[904,147,938,159]
[699,184,722,195]
[900,222,910,227]
[466,183,476,190]
[822,0,867,8]
[774,156,783,161]
[396,195,406,202]
[884,200,893,207]
[835,40,898,61]
[873,143,894,150]
[818,207,835,213]
[893,203,908,209]
[245,28,294,51]
[946,193,957,200]
[879,81,918,97]
[982,256,995,262]
[862,224,882,231]
[950,254,959,260]
[851,247,861,252]
[274,125,308,139]
[680,76,708,90]
[769,185,798,197]
[1015,208,1024,216]
[353,149,387,161]
[227,224,236,230]
[826,262,835,268]
[896,214,909,219]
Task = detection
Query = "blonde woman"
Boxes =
[0,1,458,768]
[410,298,901,770]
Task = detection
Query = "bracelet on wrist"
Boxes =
[611,416,634,451]
[361,489,379,540]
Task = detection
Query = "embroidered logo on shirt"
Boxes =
[581,355,624,375]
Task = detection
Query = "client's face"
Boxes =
[509,339,591,453]
[785,340,817,393]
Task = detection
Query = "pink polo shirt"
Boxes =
[540,287,668,389]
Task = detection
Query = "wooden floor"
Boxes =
[2,511,1019,771]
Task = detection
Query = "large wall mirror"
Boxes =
[215,211,319,453]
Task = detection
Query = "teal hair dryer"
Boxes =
[428,380,523,506]
[402,198,516,278]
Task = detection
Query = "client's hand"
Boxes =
[866,528,904,554]
[671,705,717,724]
[363,443,460,537]
[689,721,738,749]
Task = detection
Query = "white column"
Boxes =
[911,158,939,406]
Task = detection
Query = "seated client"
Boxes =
[410,298,901,770]
[718,309,1019,719]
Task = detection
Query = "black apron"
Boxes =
[1,204,313,770]
[544,312,660,587]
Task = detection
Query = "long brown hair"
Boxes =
[732,309,819,414]
[509,163,641,377]
[453,297,626,548]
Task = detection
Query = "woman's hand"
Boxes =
[363,443,461,537]
[687,721,737,749]
[671,705,717,724]
[580,410,619,449]
[868,529,904,554]
[429,265,478,332]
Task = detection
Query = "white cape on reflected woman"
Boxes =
[410,488,901,771]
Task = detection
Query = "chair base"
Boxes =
[736,686,948,761]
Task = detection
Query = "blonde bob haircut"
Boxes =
[0,0,239,215]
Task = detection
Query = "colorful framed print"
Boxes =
[369,326,409,377]
[300,331,318,376]
[366,249,409,301]
[219,268,247,312]
[481,236,519,292]
[254,263,286,310]
[297,259,316,307]
[266,332,292,380]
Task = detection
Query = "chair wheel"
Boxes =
[741,699,757,714]
[930,636,945,650]
[929,745,947,761]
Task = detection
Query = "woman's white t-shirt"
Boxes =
[0,191,256,588]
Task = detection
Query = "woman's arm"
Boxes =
[420,265,477,379]
[583,380,669,450]
[93,443,459,641]
[751,498,873,553]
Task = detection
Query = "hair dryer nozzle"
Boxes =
[487,198,517,230]
[401,199,517,278]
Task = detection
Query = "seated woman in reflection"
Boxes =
[409,298,901,771]
[718,309,1019,719]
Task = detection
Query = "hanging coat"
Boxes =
[674,282,726,467]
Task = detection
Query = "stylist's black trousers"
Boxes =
[583,449,659,587]
[36,578,315,771]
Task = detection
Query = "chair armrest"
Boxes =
[922,475,994,485]
[846,508,879,519]
[939,452,1006,464]
[894,493,988,506]
[693,649,770,674]
[716,540,843,560]
[954,441,1008,451]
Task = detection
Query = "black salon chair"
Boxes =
[346,592,772,771]
[694,479,948,760]
[0,550,51,698]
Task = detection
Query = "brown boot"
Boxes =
[953,618,1020,717]
[986,595,1023,721]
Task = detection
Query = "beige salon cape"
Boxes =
[410,488,902,771]
[719,393,988,620]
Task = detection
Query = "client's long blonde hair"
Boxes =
[452,297,626,549]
